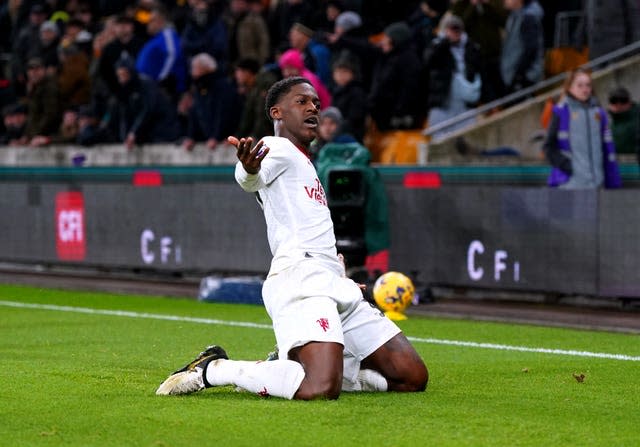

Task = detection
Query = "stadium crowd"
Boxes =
[0,0,637,154]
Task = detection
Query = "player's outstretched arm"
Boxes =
[228,136,270,174]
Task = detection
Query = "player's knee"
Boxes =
[295,375,342,400]
[406,360,429,392]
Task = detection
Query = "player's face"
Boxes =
[274,83,320,146]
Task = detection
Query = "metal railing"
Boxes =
[423,39,640,139]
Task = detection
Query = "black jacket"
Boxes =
[423,36,482,109]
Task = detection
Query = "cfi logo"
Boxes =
[317,317,330,332]
[55,191,86,261]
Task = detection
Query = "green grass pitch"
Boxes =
[1,283,639,446]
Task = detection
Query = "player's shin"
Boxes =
[205,359,305,399]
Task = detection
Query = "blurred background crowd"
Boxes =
[0,0,637,155]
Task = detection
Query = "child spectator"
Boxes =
[544,68,621,189]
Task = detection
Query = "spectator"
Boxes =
[278,48,332,109]
[61,18,94,58]
[450,0,507,103]
[268,0,314,48]
[30,107,80,147]
[11,3,49,96]
[24,57,62,144]
[288,21,332,87]
[234,58,278,140]
[544,68,621,189]
[311,0,345,34]
[97,15,145,96]
[325,11,373,89]
[110,54,180,150]
[37,20,61,75]
[330,55,366,142]
[136,5,188,99]
[76,104,115,146]
[57,43,91,110]
[228,0,271,66]
[91,15,118,62]
[182,53,241,152]
[0,103,28,145]
[583,0,640,61]
[310,106,356,158]
[607,86,640,165]
[500,0,544,95]
[423,15,482,139]
[181,0,229,69]
[408,0,448,57]
[368,21,424,131]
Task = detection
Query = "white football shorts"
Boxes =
[262,253,401,382]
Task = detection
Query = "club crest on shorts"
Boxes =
[316,317,330,332]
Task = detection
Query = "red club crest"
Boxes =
[317,318,330,332]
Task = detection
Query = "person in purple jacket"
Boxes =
[544,68,622,189]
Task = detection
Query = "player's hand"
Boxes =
[228,136,269,174]
[338,253,366,290]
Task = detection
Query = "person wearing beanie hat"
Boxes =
[314,107,343,150]
[368,20,425,131]
[334,11,362,34]
[383,22,412,48]
[320,105,343,123]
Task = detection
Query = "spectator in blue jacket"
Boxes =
[136,5,188,100]
[181,53,241,152]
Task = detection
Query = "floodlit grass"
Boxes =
[1,284,638,446]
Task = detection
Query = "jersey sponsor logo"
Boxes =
[317,317,330,332]
[304,178,327,206]
[55,191,86,261]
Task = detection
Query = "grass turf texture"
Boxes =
[1,284,638,447]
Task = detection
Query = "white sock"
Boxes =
[342,369,388,392]
[205,359,305,400]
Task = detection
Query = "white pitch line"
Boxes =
[2,300,639,362]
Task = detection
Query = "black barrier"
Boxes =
[0,183,271,273]
[0,182,638,298]
[387,187,599,295]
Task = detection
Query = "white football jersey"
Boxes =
[235,136,337,273]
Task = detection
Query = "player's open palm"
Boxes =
[228,136,269,174]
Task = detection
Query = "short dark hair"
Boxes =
[264,76,312,122]
[608,86,631,104]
